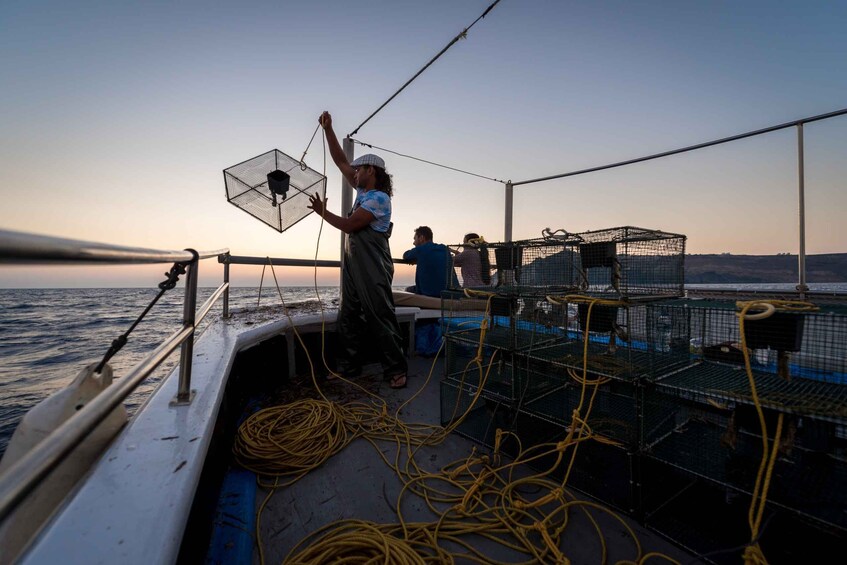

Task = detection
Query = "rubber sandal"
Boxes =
[388,374,407,389]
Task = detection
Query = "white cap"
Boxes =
[350,153,385,169]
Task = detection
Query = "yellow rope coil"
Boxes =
[242,272,681,564]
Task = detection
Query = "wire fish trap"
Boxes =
[652,299,847,418]
[224,149,327,233]
[479,234,582,297]
[440,291,567,352]
[524,298,689,383]
[574,226,686,299]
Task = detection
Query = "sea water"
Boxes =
[0,286,342,456]
[1,282,846,457]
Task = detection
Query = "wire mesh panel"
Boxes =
[573,226,685,299]
[440,291,567,351]
[443,338,561,404]
[522,379,641,449]
[440,379,518,450]
[224,149,326,232]
[478,237,581,296]
[524,301,690,383]
[655,302,847,421]
[641,391,847,533]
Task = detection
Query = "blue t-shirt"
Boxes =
[403,241,458,297]
[353,188,391,232]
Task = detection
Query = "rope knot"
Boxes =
[159,262,187,290]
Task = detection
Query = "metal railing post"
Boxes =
[223,254,230,319]
[796,124,808,299]
[174,250,199,405]
[504,181,513,242]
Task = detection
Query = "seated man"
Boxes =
[402,226,458,297]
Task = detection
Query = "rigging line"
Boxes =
[347,0,502,137]
[298,122,322,169]
[512,106,847,187]
[351,138,506,184]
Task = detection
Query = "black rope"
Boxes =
[348,0,502,137]
[94,260,190,374]
[351,138,506,184]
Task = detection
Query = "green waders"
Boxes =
[338,227,407,378]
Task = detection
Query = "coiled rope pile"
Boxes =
[234,289,706,564]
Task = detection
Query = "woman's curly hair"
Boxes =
[373,167,393,197]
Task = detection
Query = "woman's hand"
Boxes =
[308,192,327,216]
[318,111,332,130]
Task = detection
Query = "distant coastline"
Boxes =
[685,253,847,284]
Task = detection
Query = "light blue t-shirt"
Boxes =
[353,188,392,232]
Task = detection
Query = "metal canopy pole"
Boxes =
[505,181,513,242]
[797,124,808,298]
[340,137,354,292]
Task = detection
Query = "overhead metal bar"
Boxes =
[512,107,847,187]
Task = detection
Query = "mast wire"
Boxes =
[351,138,505,184]
[348,0,502,138]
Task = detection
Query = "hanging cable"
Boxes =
[348,0,503,137]
[351,138,506,183]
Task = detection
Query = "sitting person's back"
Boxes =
[402,226,457,297]
[452,232,490,288]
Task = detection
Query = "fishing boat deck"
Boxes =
[218,307,706,564]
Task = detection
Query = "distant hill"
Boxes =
[685,253,847,283]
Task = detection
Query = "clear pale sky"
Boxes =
[1,0,845,288]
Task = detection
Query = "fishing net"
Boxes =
[224,149,326,233]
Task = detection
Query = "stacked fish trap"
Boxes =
[640,300,847,538]
[516,227,688,441]
[573,226,686,299]
[440,234,583,443]
[441,235,581,397]
[440,227,687,455]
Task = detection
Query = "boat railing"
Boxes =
[217,254,414,319]
[0,229,229,522]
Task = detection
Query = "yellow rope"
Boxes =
[735,300,816,564]
[239,276,681,563]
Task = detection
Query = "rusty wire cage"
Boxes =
[224,149,326,232]
[573,226,685,299]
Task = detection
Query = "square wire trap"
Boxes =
[443,339,562,404]
[478,236,582,296]
[224,149,326,232]
[652,300,847,421]
[572,226,686,299]
[641,397,847,532]
[441,292,568,352]
[523,301,692,383]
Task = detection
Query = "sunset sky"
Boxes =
[1,0,845,287]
